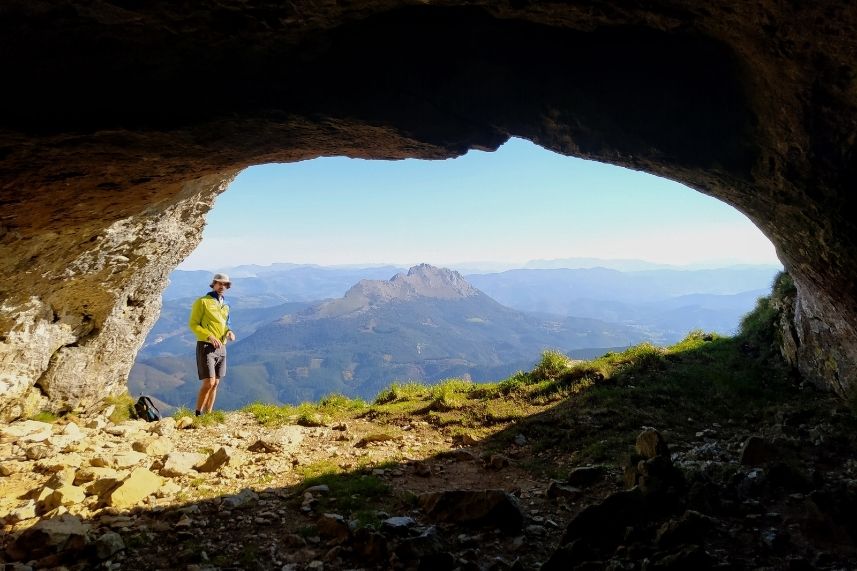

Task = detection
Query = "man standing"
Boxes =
[188,273,236,416]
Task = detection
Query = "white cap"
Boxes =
[211,273,231,285]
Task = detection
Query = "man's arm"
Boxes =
[188,298,210,340]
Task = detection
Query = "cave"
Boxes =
[1,1,855,420]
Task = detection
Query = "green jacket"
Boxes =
[188,292,232,343]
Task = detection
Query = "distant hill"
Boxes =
[465,267,778,341]
[133,265,646,410]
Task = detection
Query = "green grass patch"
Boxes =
[29,411,59,423]
[104,392,136,424]
[173,406,194,420]
[194,410,226,427]
[244,394,367,427]
[297,460,391,515]
[374,382,431,405]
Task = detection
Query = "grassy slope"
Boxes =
[240,274,814,475]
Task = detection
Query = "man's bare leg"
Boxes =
[196,378,215,414]
[202,378,220,413]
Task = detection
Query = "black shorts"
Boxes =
[196,341,227,380]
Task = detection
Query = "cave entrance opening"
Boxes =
[131,138,781,411]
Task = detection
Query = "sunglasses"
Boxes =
[214,282,231,288]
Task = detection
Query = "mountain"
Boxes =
[465,267,778,341]
[132,265,647,410]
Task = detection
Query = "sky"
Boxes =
[179,137,781,270]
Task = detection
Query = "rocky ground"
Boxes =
[3,336,857,570]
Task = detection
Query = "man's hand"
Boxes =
[207,335,222,349]
[226,331,236,342]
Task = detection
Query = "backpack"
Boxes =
[134,395,161,422]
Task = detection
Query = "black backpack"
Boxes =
[134,395,161,422]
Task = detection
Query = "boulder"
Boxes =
[418,489,523,532]
[105,467,163,508]
[75,466,122,485]
[636,429,671,459]
[132,436,174,456]
[740,436,777,466]
[44,466,77,489]
[547,481,583,500]
[0,420,53,444]
[6,514,91,561]
[39,485,87,512]
[195,446,243,473]
[94,531,125,560]
[567,465,606,487]
[222,488,259,509]
[3,500,36,524]
[160,451,206,477]
[316,513,350,543]
[111,451,149,469]
[148,416,177,435]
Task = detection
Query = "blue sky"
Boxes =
[180,138,780,270]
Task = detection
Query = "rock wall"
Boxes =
[1,1,856,417]
[0,174,235,421]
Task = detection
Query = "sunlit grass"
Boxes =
[244,394,368,427]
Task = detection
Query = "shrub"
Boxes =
[373,382,428,404]
[532,350,574,381]
[104,392,136,424]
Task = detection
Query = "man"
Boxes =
[188,273,236,416]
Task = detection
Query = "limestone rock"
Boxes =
[270,425,305,452]
[132,436,174,456]
[25,444,53,460]
[176,416,195,430]
[7,514,92,561]
[0,420,53,444]
[44,466,77,489]
[547,482,583,501]
[740,436,777,466]
[39,484,87,512]
[222,488,259,509]
[316,513,350,543]
[3,500,36,524]
[155,480,182,498]
[248,439,282,453]
[36,452,83,472]
[160,451,206,477]
[636,429,671,459]
[111,451,149,469]
[195,446,243,473]
[74,466,121,485]
[147,416,177,435]
[95,531,125,560]
[418,489,524,532]
[85,474,124,498]
[567,465,606,487]
[106,467,163,508]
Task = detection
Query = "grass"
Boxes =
[172,406,225,427]
[296,460,391,518]
[243,394,368,427]
[29,411,59,423]
[104,392,136,424]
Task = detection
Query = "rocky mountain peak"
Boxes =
[309,265,479,319]
[345,264,478,304]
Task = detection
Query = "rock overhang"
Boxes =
[1,1,856,418]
